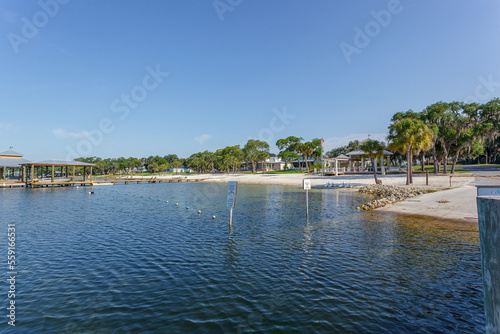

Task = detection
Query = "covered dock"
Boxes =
[21,160,96,188]
[0,150,30,181]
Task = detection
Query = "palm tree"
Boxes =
[388,118,434,185]
[359,139,386,184]
[297,142,314,173]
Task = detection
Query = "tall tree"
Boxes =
[449,103,481,173]
[243,139,269,173]
[276,136,302,170]
[296,141,314,173]
[421,102,449,174]
[388,118,434,185]
[479,98,500,164]
[359,139,386,184]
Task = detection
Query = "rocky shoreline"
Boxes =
[356,185,423,210]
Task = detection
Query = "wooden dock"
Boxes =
[21,177,205,188]
[0,181,25,188]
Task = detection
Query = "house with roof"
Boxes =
[241,153,292,172]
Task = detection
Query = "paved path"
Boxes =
[377,185,478,222]
[461,164,500,175]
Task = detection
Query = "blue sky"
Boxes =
[1,0,500,160]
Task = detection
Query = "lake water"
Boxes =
[0,183,484,333]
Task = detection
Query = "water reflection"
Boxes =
[0,184,484,333]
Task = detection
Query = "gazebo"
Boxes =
[322,154,350,176]
[345,149,393,175]
[0,150,30,180]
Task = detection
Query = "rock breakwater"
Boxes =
[356,185,423,210]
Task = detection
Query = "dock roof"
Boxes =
[0,150,23,157]
[0,157,31,167]
[346,149,393,156]
[21,160,95,167]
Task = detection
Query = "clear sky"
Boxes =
[1,0,500,161]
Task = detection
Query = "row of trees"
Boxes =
[324,98,500,185]
[389,98,500,184]
[276,137,323,173]
[187,139,270,174]
[77,136,326,175]
[75,154,183,175]
[186,137,324,174]
[78,97,500,182]
[77,139,274,175]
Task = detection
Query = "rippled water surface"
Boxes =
[0,183,483,333]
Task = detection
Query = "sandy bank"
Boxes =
[158,172,472,189]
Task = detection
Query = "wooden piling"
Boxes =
[477,196,500,333]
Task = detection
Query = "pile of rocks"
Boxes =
[356,185,423,210]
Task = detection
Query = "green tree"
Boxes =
[243,139,269,173]
[218,146,243,173]
[326,140,360,158]
[148,162,159,173]
[202,151,217,173]
[421,102,448,174]
[296,141,314,173]
[276,136,302,170]
[388,118,433,185]
[479,98,500,163]
[359,139,386,184]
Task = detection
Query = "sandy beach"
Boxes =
[154,171,472,188]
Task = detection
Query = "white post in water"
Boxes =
[227,181,238,227]
[477,186,500,333]
[303,179,311,218]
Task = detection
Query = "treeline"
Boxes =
[77,137,323,175]
[386,98,500,174]
[323,98,500,185]
[77,97,500,180]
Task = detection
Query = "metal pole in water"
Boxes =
[477,194,500,333]
[303,179,311,219]
[229,207,233,227]
[306,189,309,218]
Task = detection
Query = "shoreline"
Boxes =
[137,172,473,189]
[113,172,479,223]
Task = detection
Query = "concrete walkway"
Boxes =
[377,185,478,222]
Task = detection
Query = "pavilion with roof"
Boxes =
[322,149,394,176]
[0,149,30,180]
[345,149,394,175]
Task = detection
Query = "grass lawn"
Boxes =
[412,165,470,173]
